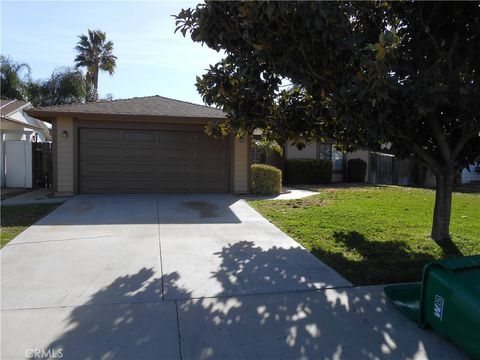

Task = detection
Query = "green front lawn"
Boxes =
[249,186,480,285]
[1,204,59,248]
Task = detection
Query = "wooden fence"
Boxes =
[368,152,436,187]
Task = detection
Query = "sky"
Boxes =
[1,1,224,104]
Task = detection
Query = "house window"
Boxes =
[318,143,344,173]
[332,145,344,173]
[318,144,332,160]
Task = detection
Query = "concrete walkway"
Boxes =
[1,195,465,359]
[1,188,70,207]
[243,186,317,201]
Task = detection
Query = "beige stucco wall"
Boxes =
[55,117,74,196]
[233,135,250,194]
[1,120,26,131]
[285,141,317,159]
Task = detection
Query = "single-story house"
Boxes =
[27,95,250,196]
[461,162,480,184]
[284,140,370,182]
[1,99,52,187]
[285,140,480,187]
[1,99,52,142]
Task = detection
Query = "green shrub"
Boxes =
[347,158,367,182]
[251,164,282,195]
[284,159,332,184]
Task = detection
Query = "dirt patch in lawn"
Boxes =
[283,198,330,209]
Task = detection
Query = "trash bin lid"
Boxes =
[424,255,480,272]
[384,283,421,322]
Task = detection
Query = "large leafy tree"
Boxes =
[74,29,117,102]
[0,55,31,100]
[1,56,86,106]
[26,67,86,107]
[175,1,480,255]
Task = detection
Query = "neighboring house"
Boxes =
[461,162,480,184]
[1,99,52,142]
[1,99,52,187]
[27,95,250,196]
[284,140,370,182]
[283,140,452,187]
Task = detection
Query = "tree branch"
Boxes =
[298,46,328,83]
[394,130,441,172]
[418,3,443,59]
[452,125,479,160]
[411,143,441,173]
[446,31,459,82]
[428,115,452,163]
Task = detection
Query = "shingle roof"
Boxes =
[26,95,226,119]
[0,99,29,116]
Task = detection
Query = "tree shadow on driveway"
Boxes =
[22,242,463,360]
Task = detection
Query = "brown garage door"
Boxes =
[79,127,230,193]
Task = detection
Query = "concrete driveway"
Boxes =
[1,195,465,359]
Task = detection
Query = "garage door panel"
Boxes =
[122,131,156,144]
[196,172,226,180]
[156,158,191,167]
[80,146,119,160]
[122,181,156,191]
[158,132,190,143]
[157,148,190,158]
[122,157,157,164]
[81,164,119,175]
[196,150,225,158]
[81,129,120,143]
[122,168,156,177]
[154,182,190,193]
[195,158,226,166]
[159,171,191,180]
[122,150,157,162]
[79,127,230,193]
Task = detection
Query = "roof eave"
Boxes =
[25,109,226,123]
[1,115,50,132]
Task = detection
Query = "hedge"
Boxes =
[284,159,332,184]
[347,158,367,182]
[251,164,282,195]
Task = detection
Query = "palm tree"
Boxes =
[74,29,117,102]
[0,55,31,100]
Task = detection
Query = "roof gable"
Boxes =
[0,99,29,116]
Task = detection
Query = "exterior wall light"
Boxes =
[61,130,69,138]
[239,136,245,143]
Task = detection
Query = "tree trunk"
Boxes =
[93,70,99,102]
[431,168,461,256]
[85,71,94,102]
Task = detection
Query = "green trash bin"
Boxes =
[384,255,480,359]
